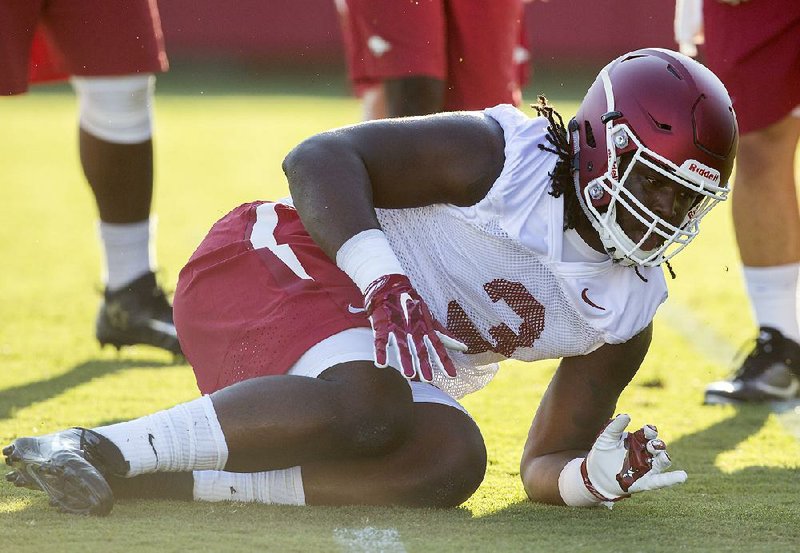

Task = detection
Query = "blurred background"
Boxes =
[155,0,678,95]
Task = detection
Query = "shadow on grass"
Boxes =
[0,358,176,422]
[468,406,800,544]
[3,398,797,551]
[668,404,772,470]
[3,408,799,550]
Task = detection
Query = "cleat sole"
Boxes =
[703,395,741,406]
[5,439,114,516]
[22,451,114,516]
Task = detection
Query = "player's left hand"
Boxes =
[581,414,687,507]
[364,274,467,382]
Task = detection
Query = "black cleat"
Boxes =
[3,428,128,516]
[96,271,182,355]
[5,468,39,490]
[704,327,800,405]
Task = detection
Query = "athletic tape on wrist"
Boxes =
[557,458,604,507]
[336,229,405,294]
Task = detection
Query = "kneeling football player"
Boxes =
[5,48,737,515]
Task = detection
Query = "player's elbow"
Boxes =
[521,464,542,503]
[282,134,348,195]
[282,136,319,185]
[520,455,565,506]
[521,474,553,505]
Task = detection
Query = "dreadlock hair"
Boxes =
[533,97,678,280]
[533,96,582,230]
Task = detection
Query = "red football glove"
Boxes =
[581,414,687,507]
[364,274,467,382]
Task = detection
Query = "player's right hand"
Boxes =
[581,414,687,507]
[364,274,467,382]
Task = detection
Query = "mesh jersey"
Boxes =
[375,104,668,399]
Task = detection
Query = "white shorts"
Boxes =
[288,327,468,415]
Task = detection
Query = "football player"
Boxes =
[4,49,737,515]
[1,1,180,355]
[676,0,800,404]
[335,0,529,119]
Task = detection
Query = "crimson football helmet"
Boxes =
[573,48,738,266]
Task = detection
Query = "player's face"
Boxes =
[616,162,701,251]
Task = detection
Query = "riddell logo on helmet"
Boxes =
[679,160,720,184]
[688,164,719,182]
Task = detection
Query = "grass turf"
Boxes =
[1,70,799,552]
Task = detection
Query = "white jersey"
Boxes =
[376,104,668,399]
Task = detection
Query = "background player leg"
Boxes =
[72,75,180,355]
[383,76,445,118]
[734,115,800,274]
[705,114,800,403]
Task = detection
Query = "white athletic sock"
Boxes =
[94,395,229,477]
[98,218,155,290]
[192,467,306,505]
[743,263,800,343]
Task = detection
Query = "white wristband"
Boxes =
[558,458,603,507]
[335,229,405,295]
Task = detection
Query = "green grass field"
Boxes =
[1,68,799,552]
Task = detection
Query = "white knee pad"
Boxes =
[71,74,155,144]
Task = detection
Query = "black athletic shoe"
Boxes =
[3,428,128,516]
[96,271,182,355]
[704,327,800,405]
[5,468,38,490]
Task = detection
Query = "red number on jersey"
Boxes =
[446,279,545,357]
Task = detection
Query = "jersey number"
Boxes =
[250,203,312,280]
[446,279,545,357]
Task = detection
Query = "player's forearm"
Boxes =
[283,135,380,260]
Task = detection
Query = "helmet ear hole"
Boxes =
[584,121,596,148]
[666,64,683,80]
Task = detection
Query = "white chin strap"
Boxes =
[599,200,661,267]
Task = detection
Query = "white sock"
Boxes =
[94,395,229,477]
[192,467,306,505]
[98,218,155,290]
[743,263,800,343]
